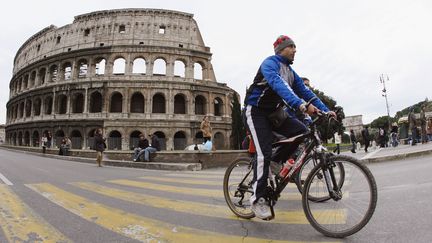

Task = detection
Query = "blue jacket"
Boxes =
[245,54,329,115]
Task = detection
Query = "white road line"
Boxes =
[0,172,13,185]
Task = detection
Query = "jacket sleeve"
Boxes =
[291,70,329,112]
[260,58,304,110]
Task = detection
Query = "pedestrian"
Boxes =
[133,133,149,162]
[427,119,432,142]
[420,104,427,143]
[408,107,417,146]
[333,131,341,154]
[94,128,106,167]
[46,131,52,148]
[350,130,356,153]
[361,126,370,152]
[200,116,212,143]
[390,123,399,147]
[378,127,386,148]
[143,133,161,162]
[41,134,48,154]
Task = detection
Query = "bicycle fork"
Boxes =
[320,154,342,200]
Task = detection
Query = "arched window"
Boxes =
[113,58,126,74]
[108,130,122,150]
[95,58,106,75]
[130,92,144,113]
[38,68,46,85]
[214,97,223,116]
[152,94,165,113]
[70,130,82,149]
[90,91,103,113]
[174,60,185,78]
[72,93,84,113]
[132,58,146,74]
[110,92,123,113]
[214,132,225,150]
[18,132,23,146]
[129,130,141,150]
[194,63,203,80]
[44,96,53,115]
[19,102,24,118]
[54,130,65,148]
[78,59,88,78]
[63,62,72,80]
[154,131,166,150]
[195,95,206,115]
[87,129,96,150]
[174,94,186,114]
[32,131,39,147]
[49,65,58,82]
[57,95,67,114]
[25,100,32,117]
[30,71,36,88]
[174,131,187,150]
[195,131,204,145]
[23,75,29,90]
[24,131,30,146]
[153,58,166,76]
[34,98,41,116]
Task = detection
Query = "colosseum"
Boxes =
[5,8,239,151]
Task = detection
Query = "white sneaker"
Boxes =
[251,198,272,220]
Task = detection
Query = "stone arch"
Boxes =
[38,67,46,85]
[132,57,146,74]
[44,96,53,115]
[110,92,123,113]
[130,92,145,113]
[195,95,206,115]
[214,132,225,150]
[56,94,68,114]
[173,131,187,150]
[23,74,29,90]
[153,131,166,150]
[32,130,39,147]
[87,128,96,150]
[18,131,23,146]
[152,93,166,113]
[70,130,82,149]
[49,64,58,82]
[129,130,142,150]
[89,91,103,113]
[24,131,30,146]
[78,59,88,78]
[113,57,126,74]
[108,130,122,150]
[153,58,166,76]
[95,58,106,75]
[25,100,32,117]
[19,102,24,118]
[174,60,186,78]
[54,130,65,148]
[62,62,72,80]
[174,93,186,114]
[72,93,84,113]
[194,62,203,80]
[29,71,36,88]
[195,131,204,144]
[214,97,223,116]
[33,98,42,116]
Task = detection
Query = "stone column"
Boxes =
[84,88,89,113]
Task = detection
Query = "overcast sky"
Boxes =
[1,0,431,125]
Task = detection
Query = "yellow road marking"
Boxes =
[108,179,303,200]
[27,183,325,243]
[0,184,71,243]
[73,182,316,224]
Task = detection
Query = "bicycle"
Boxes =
[223,110,377,238]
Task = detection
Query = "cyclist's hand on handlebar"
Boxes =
[306,104,319,115]
[327,111,337,119]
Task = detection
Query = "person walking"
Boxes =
[408,107,417,145]
[333,131,341,154]
[94,128,106,167]
[143,133,161,162]
[350,130,357,153]
[200,116,212,143]
[361,126,370,152]
[46,131,52,148]
[41,134,48,154]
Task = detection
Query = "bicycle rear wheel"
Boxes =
[296,155,345,202]
[223,157,255,219]
[302,155,377,238]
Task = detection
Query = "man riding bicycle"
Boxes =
[244,35,335,220]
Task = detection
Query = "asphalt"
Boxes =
[339,142,432,163]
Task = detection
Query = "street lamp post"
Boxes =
[380,74,391,130]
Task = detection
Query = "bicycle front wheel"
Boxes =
[223,157,255,219]
[302,155,377,238]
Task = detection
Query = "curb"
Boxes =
[361,149,432,163]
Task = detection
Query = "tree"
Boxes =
[310,87,345,143]
[230,94,245,149]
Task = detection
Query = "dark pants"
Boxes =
[333,144,340,154]
[364,140,370,152]
[411,128,417,145]
[245,105,307,203]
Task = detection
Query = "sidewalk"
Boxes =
[339,142,432,163]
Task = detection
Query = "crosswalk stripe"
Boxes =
[72,182,314,224]
[108,179,303,200]
[0,184,71,243]
[26,183,314,243]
